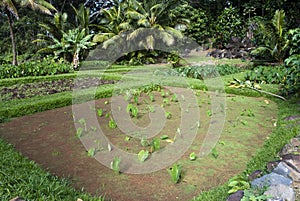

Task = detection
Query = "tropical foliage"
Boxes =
[251,10,289,63]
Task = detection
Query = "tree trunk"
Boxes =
[5,9,18,66]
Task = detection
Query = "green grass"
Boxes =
[0,139,105,201]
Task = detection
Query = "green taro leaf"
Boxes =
[138,150,149,162]
[111,156,121,174]
[189,152,197,161]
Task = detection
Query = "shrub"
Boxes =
[244,65,285,84]
[174,64,242,80]
[214,6,244,47]
[171,4,210,45]
[281,54,300,97]
[0,57,72,79]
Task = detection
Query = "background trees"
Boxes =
[0,0,299,66]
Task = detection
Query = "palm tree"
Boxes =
[125,0,185,50]
[92,0,132,46]
[0,0,56,65]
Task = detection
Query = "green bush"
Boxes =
[174,64,242,80]
[171,4,210,45]
[281,54,300,97]
[0,57,72,79]
[214,6,244,47]
[244,65,285,84]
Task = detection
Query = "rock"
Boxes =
[251,173,293,188]
[284,115,300,121]
[284,161,300,182]
[248,170,263,181]
[226,190,244,201]
[267,160,281,172]
[264,184,295,201]
[9,197,25,201]
[273,162,290,178]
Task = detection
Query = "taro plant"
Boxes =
[189,152,196,161]
[228,175,250,194]
[87,147,96,157]
[148,93,155,102]
[97,108,103,117]
[126,104,138,118]
[78,118,87,131]
[109,118,117,129]
[111,156,121,174]
[167,163,182,184]
[165,112,172,119]
[138,150,149,162]
[76,127,83,138]
[150,138,160,152]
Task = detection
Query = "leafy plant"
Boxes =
[150,138,160,152]
[141,138,150,147]
[76,127,83,138]
[171,93,178,102]
[189,152,197,161]
[167,163,182,184]
[147,105,155,113]
[207,110,212,117]
[97,108,103,117]
[211,147,219,159]
[126,104,138,118]
[78,118,87,131]
[241,187,271,201]
[87,147,96,157]
[133,95,139,105]
[215,6,244,47]
[228,175,250,194]
[0,57,72,79]
[165,112,172,119]
[281,54,300,97]
[138,150,149,162]
[110,156,121,174]
[251,10,289,63]
[108,118,117,129]
[148,93,155,102]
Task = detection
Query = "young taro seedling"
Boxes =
[168,163,182,183]
[165,111,172,119]
[111,156,121,174]
[150,138,160,152]
[109,118,117,129]
[76,127,83,138]
[78,118,87,131]
[148,93,155,102]
[97,108,103,117]
[87,147,96,157]
[126,104,138,118]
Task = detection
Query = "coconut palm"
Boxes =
[125,0,185,50]
[0,0,56,65]
[92,0,132,46]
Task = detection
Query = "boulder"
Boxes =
[251,173,293,188]
[226,190,244,201]
[264,184,295,201]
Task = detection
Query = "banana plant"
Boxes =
[251,10,289,63]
